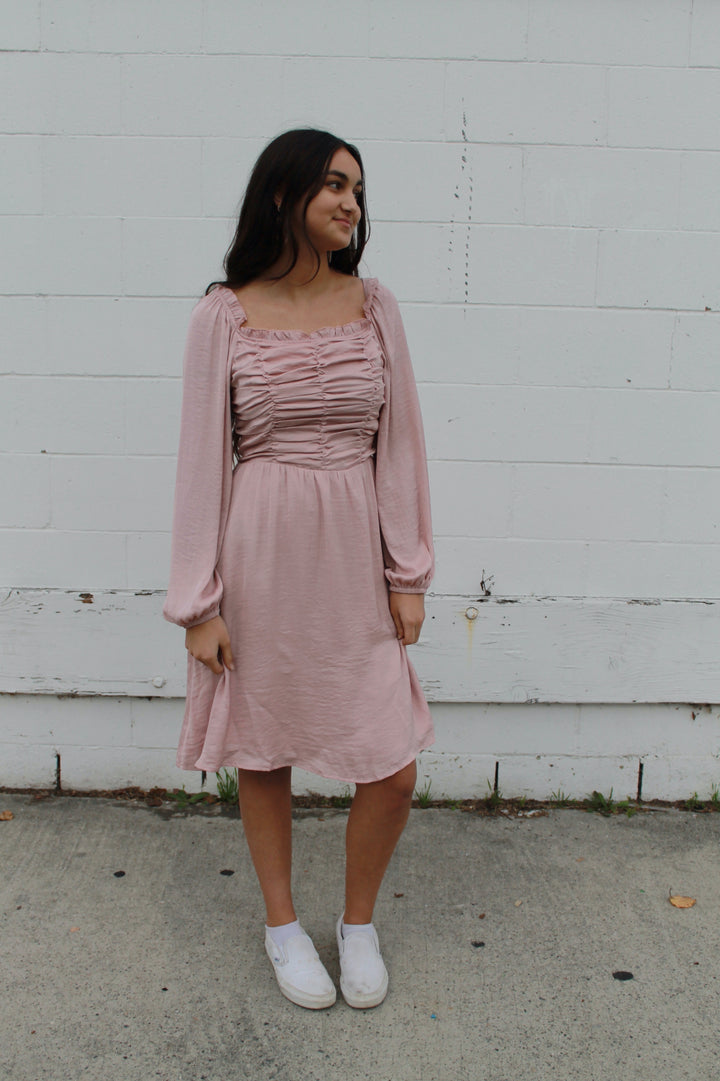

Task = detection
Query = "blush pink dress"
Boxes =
[163,279,434,783]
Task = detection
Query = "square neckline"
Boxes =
[216,279,378,341]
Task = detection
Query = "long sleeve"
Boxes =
[162,290,235,628]
[370,282,434,594]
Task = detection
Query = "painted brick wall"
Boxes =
[1,0,719,798]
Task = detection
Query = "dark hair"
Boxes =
[207,128,369,294]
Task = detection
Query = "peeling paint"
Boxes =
[449,100,473,306]
[2,591,719,704]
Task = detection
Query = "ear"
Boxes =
[274,191,282,211]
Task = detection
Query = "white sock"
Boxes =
[341,920,374,938]
[266,919,301,947]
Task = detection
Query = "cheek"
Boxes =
[305,197,328,224]
[317,192,337,214]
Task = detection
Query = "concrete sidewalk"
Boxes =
[1,792,719,1081]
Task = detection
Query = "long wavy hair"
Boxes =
[207,129,369,294]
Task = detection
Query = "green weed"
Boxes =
[485,778,502,812]
[550,789,570,807]
[167,786,209,810]
[414,779,433,808]
[585,789,615,816]
[215,768,239,804]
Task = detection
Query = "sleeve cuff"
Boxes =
[163,605,221,629]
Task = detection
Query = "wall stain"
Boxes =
[465,604,479,663]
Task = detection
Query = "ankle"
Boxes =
[341,920,374,938]
[265,903,297,926]
[343,908,374,925]
[265,919,302,948]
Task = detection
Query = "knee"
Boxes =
[380,760,417,806]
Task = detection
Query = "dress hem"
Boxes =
[176,734,435,786]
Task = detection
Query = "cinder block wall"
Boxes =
[1,0,719,800]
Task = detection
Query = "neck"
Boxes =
[264,245,335,296]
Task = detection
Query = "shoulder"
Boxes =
[325,271,367,313]
[363,278,404,333]
[189,285,226,319]
[186,286,238,335]
[364,278,399,310]
[363,278,395,306]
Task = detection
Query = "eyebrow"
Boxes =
[325,170,363,187]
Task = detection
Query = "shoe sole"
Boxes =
[277,980,337,1010]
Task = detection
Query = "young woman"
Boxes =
[163,129,434,1011]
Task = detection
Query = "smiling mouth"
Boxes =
[334,219,352,227]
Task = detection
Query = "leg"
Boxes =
[336,760,416,1008]
[239,766,337,1010]
[237,766,295,926]
[344,759,417,924]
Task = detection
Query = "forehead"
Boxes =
[326,147,363,185]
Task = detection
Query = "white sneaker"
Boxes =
[264,928,336,1010]
[336,915,389,1009]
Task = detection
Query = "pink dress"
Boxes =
[163,279,434,783]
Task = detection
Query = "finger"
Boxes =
[220,637,235,671]
[206,652,224,675]
[190,646,223,674]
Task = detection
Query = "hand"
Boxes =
[185,615,234,675]
[389,592,425,646]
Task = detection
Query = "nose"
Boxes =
[341,191,361,217]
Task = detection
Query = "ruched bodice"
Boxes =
[218,286,385,471]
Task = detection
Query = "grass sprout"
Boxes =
[415,779,433,808]
[215,769,239,804]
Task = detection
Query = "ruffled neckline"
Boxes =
[215,279,379,341]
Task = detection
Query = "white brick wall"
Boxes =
[1,0,719,796]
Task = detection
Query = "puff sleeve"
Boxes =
[162,290,235,628]
[370,283,435,594]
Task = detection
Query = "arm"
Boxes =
[371,284,435,643]
[163,291,235,651]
